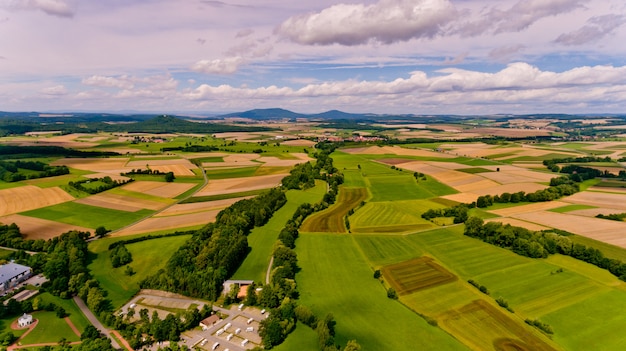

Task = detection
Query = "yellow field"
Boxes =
[0,214,93,240]
[122,181,195,198]
[0,186,74,216]
[195,173,286,196]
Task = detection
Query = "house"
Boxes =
[18,313,33,327]
[199,314,219,330]
[0,262,32,291]
[222,279,253,296]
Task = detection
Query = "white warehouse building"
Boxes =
[0,262,32,291]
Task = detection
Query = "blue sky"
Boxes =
[1,0,626,114]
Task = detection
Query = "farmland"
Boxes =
[300,187,368,232]
[2,117,626,350]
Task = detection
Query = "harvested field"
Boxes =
[0,214,93,240]
[479,170,555,184]
[75,192,167,211]
[281,139,317,147]
[472,183,548,196]
[300,187,368,233]
[489,201,568,217]
[50,157,129,172]
[562,191,626,211]
[257,155,311,167]
[195,173,286,196]
[512,211,626,248]
[440,193,480,204]
[126,159,198,176]
[484,217,550,231]
[156,196,251,216]
[382,257,456,295]
[0,186,73,216]
[112,210,220,236]
[455,179,501,193]
[566,208,626,217]
[440,300,557,351]
[343,145,455,158]
[122,181,195,198]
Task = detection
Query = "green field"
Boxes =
[366,174,456,201]
[350,199,444,233]
[21,202,155,230]
[353,226,626,351]
[232,181,326,283]
[295,233,468,351]
[274,323,319,351]
[204,166,259,179]
[180,189,268,203]
[19,311,81,344]
[88,234,192,308]
[36,292,91,333]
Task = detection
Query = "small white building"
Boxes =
[18,313,33,327]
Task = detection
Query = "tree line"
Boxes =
[475,176,579,208]
[464,217,626,281]
[0,145,119,159]
[0,160,69,182]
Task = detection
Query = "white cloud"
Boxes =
[489,45,526,62]
[82,75,134,90]
[4,0,74,18]
[455,0,584,37]
[555,14,626,45]
[40,85,67,95]
[191,57,245,74]
[276,0,457,45]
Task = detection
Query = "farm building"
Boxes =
[17,313,33,327]
[199,314,219,329]
[0,262,32,291]
[222,279,253,296]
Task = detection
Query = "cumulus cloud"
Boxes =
[276,0,457,45]
[455,0,584,37]
[555,14,626,46]
[40,85,67,95]
[183,63,626,107]
[82,75,134,90]
[4,0,74,18]
[191,57,245,74]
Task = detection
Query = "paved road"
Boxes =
[73,296,121,349]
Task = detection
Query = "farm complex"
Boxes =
[1,112,626,350]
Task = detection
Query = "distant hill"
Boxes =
[218,108,305,120]
[217,108,375,120]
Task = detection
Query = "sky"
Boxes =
[2,0,626,115]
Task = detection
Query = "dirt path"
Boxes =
[266,256,274,285]
[64,317,81,337]
[111,330,134,351]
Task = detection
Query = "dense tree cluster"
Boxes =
[464,217,626,280]
[140,188,287,300]
[109,244,133,268]
[0,145,119,159]
[68,176,132,194]
[0,160,69,182]
[422,205,469,224]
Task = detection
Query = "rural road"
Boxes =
[265,256,274,284]
[73,296,121,350]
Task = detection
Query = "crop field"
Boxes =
[0,185,74,216]
[21,201,155,231]
[0,214,93,239]
[112,210,220,236]
[300,187,368,233]
[382,257,457,295]
[349,199,444,233]
[88,234,192,308]
[204,166,259,179]
[232,181,326,282]
[122,181,196,198]
[366,174,457,201]
[440,300,556,351]
[195,173,287,197]
[75,191,170,212]
[296,233,468,351]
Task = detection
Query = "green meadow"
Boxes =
[88,234,192,308]
[350,199,444,233]
[19,311,80,344]
[295,233,468,351]
[232,181,326,283]
[21,202,155,230]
